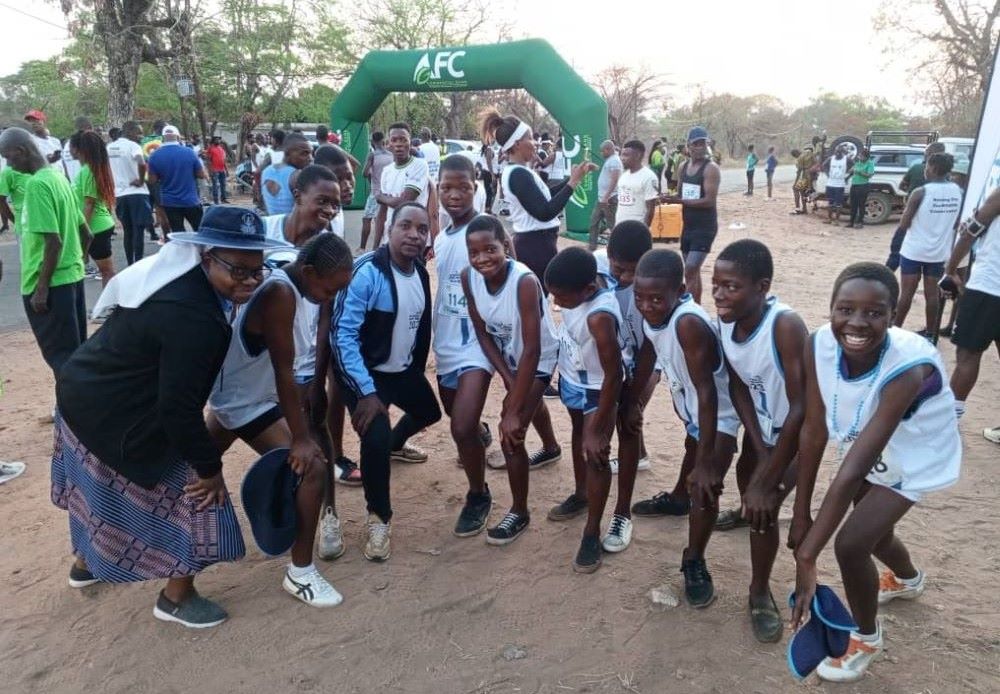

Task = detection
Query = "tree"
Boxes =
[591,65,663,144]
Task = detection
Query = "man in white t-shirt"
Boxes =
[107,120,153,265]
[615,140,659,227]
[61,116,93,181]
[589,140,623,249]
[373,122,430,247]
[418,128,441,182]
[24,110,63,169]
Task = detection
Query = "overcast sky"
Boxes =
[1,0,923,111]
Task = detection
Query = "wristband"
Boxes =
[960,215,987,238]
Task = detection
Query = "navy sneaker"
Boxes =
[486,511,529,546]
[680,550,715,608]
[547,493,587,521]
[573,535,602,573]
[454,487,492,537]
[631,491,690,517]
[528,447,561,470]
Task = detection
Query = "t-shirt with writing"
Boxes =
[0,165,31,228]
[106,138,149,197]
[615,167,660,224]
[380,157,430,235]
[147,142,202,207]
[373,264,425,373]
[20,167,85,294]
[826,156,849,188]
[419,142,441,181]
[261,162,296,215]
[598,153,623,201]
[206,144,227,173]
[74,164,116,233]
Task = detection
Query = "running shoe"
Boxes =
[877,569,925,605]
[0,461,26,485]
[454,487,493,537]
[547,493,587,521]
[608,456,651,474]
[631,491,690,517]
[486,511,530,546]
[282,567,343,607]
[984,426,1000,445]
[715,508,750,531]
[479,422,493,448]
[573,535,602,573]
[153,590,228,628]
[680,550,715,608]
[601,514,633,553]
[316,507,345,560]
[528,447,561,470]
[363,514,391,562]
[816,626,884,683]
[390,444,427,464]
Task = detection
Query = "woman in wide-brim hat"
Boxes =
[53,205,286,629]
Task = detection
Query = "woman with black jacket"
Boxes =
[53,206,285,629]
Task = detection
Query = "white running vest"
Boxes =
[209,269,320,428]
[557,288,624,390]
[594,249,644,367]
[967,214,1000,298]
[643,295,740,439]
[432,222,492,375]
[900,180,962,263]
[465,260,559,375]
[718,297,792,446]
[813,324,960,500]
[827,156,848,186]
[500,164,555,233]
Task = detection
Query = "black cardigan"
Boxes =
[57,267,232,489]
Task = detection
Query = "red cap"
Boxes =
[329,132,341,144]
[24,109,47,122]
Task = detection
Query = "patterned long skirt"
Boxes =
[50,413,245,582]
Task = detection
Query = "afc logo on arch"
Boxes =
[413,51,467,85]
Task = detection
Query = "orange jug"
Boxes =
[651,203,682,242]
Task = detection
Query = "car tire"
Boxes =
[830,135,864,161]
[865,190,893,225]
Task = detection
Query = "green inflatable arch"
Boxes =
[330,38,609,234]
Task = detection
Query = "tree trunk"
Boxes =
[93,0,155,127]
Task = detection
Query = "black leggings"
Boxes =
[164,205,204,233]
[342,369,442,522]
[512,227,559,295]
[849,183,869,225]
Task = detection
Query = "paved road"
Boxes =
[0,165,798,332]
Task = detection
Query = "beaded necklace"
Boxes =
[831,337,889,464]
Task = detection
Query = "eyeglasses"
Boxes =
[208,252,271,282]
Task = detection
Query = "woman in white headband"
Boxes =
[478,108,595,294]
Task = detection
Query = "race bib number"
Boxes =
[618,187,635,206]
[559,327,585,371]
[866,453,904,490]
[681,183,701,201]
[438,280,468,318]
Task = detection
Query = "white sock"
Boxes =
[955,401,966,419]
[899,569,923,587]
[855,622,882,642]
[288,562,316,580]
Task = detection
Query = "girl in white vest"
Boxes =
[206,234,355,609]
[791,262,961,683]
[625,248,739,608]
[463,215,562,546]
[712,239,810,644]
[894,152,963,334]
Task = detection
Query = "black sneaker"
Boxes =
[547,493,587,521]
[631,491,690,517]
[153,590,228,628]
[486,511,529,545]
[528,447,561,470]
[68,563,99,588]
[479,421,493,448]
[680,550,715,608]
[543,384,559,399]
[573,535,602,573]
[454,487,493,537]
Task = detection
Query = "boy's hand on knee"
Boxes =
[742,479,779,533]
[687,465,722,509]
[582,430,611,471]
[352,395,387,437]
[289,436,326,476]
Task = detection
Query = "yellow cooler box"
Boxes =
[651,203,682,242]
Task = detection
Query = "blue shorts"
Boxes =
[899,256,945,277]
[437,365,490,391]
[559,377,601,415]
[363,193,379,219]
[295,374,313,386]
[826,186,845,206]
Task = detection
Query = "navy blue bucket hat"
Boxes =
[170,205,286,250]
[687,126,710,144]
[787,584,858,680]
[240,448,301,556]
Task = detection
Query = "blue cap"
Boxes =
[787,585,858,680]
[687,126,710,143]
[240,448,300,556]
[169,205,286,250]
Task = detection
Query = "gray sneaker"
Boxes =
[317,507,345,560]
[153,590,228,628]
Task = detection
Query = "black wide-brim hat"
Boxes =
[240,447,301,557]
[169,205,287,250]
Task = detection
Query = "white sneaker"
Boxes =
[390,444,427,463]
[364,514,391,562]
[877,569,925,605]
[608,457,650,475]
[984,426,1000,444]
[637,456,651,471]
[0,461,26,485]
[317,507,345,560]
[282,567,343,607]
[601,514,633,553]
[816,625,883,682]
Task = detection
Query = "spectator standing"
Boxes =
[0,154,31,235]
[260,133,313,216]
[764,146,778,198]
[359,131,394,252]
[615,140,659,227]
[0,127,91,379]
[792,146,811,214]
[589,140,622,250]
[206,137,230,204]
[147,125,207,233]
[888,142,947,269]
[62,116,93,181]
[371,122,430,248]
[744,144,758,196]
[649,140,665,186]
[419,127,441,182]
[71,131,117,287]
[23,110,63,168]
[107,121,152,265]
[822,144,851,226]
[847,148,874,228]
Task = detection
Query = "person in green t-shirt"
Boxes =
[649,139,665,188]
[745,144,759,196]
[0,126,92,377]
[0,164,31,234]
[71,131,118,286]
[846,148,876,228]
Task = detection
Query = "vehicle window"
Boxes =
[447,142,462,154]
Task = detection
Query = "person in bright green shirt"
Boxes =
[0,164,31,234]
[71,130,118,285]
[649,140,665,188]
[745,144,759,195]
[0,126,92,378]
[847,148,876,228]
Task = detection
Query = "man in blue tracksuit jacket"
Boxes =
[330,202,440,561]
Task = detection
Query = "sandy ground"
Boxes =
[1,191,998,694]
